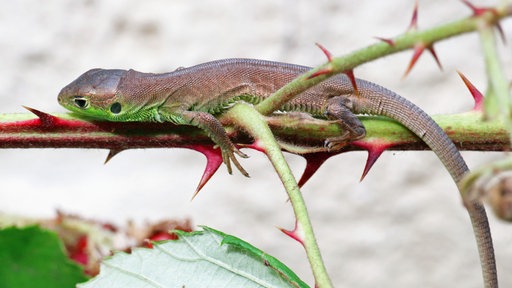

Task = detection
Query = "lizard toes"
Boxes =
[222,149,249,177]
[324,138,347,152]
[231,154,250,177]
[234,148,249,159]
[221,152,234,175]
[323,140,331,151]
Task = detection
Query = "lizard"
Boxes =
[58,58,497,287]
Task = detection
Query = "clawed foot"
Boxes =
[323,137,347,152]
[324,130,365,152]
[221,146,250,177]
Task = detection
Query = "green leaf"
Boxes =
[0,225,88,288]
[80,226,309,288]
[208,227,308,288]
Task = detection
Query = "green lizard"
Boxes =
[58,58,497,287]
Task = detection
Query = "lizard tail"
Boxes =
[354,82,498,288]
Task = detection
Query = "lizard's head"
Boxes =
[58,69,128,121]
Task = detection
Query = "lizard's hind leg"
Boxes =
[323,96,366,151]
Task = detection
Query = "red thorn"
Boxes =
[344,69,359,96]
[104,149,123,164]
[306,67,334,80]
[315,42,334,62]
[360,148,385,181]
[460,1,504,44]
[307,43,335,80]
[278,220,304,245]
[375,37,396,46]
[408,0,419,31]
[461,0,497,17]
[404,43,442,78]
[313,43,358,94]
[461,0,479,13]
[427,45,443,71]
[457,71,484,111]
[243,141,266,153]
[353,140,392,181]
[403,43,425,78]
[298,153,333,187]
[190,145,224,199]
[495,23,507,45]
[22,106,58,127]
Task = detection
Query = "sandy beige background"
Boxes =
[1,0,511,287]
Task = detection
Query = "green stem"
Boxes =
[478,15,511,131]
[266,112,508,152]
[0,111,507,152]
[255,4,512,116]
[222,103,333,288]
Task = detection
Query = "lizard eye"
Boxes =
[73,96,88,109]
[110,102,122,114]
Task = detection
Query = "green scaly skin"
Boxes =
[58,58,497,287]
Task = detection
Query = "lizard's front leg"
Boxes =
[323,96,366,151]
[159,107,249,177]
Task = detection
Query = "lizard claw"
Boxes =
[231,154,250,177]
[324,132,351,152]
[323,125,366,152]
[234,147,249,159]
[222,147,250,177]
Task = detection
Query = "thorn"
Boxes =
[460,1,505,44]
[104,149,123,164]
[22,106,58,127]
[306,67,334,80]
[427,45,443,71]
[313,43,359,95]
[243,141,266,153]
[278,220,304,245]
[360,148,385,181]
[298,153,333,187]
[190,145,224,200]
[344,69,359,96]
[375,37,396,46]
[307,43,335,80]
[353,140,392,181]
[461,0,497,17]
[457,71,484,111]
[315,42,333,62]
[408,0,419,31]
[402,2,444,77]
[495,23,507,45]
[461,0,478,13]
[403,43,425,78]
[403,43,442,78]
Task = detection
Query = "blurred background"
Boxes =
[1,0,511,287]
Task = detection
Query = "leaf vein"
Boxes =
[103,256,166,288]
[178,230,280,288]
